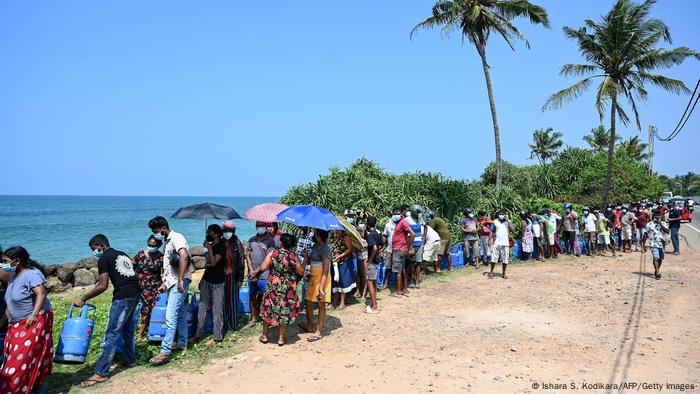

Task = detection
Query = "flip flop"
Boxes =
[307,335,322,342]
[278,341,286,347]
[297,323,311,333]
[149,355,170,366]
[259,336,268,344]
[80,377,109,388]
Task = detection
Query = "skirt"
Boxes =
[0,311,54,393]
[331,258,357,294]
[306,265,331,303]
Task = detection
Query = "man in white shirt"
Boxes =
[582,207,598,257]
[380,207,401,290]
[418,224,441,288]
[489,210,515,279]
[147,216,192,366]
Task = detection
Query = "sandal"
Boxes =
[278,341,286,347]
[307,335,322,342]
[259,335,268,344]
[80,377,109,388]
[149,354,170,366]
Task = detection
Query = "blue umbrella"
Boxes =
[276,205,343,231]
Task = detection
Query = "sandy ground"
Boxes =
[91,248,700,394]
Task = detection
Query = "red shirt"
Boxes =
[391,218,413,252]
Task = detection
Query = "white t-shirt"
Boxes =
[532,221,541,237]
[492,219,510,246]
[425,225,441,244]
[383,220,396,248]
[163,230,193,288]
[584,214,598,232]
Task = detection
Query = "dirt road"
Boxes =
[95,251,700,393]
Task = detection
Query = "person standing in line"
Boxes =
[131,235,164,338]
[419,223,441,287]
[193,224,227,345]
[329,230,355,310]
[647,211,670,279]
[489,211,515,279]
[404,206,425,288]
[76,234,140,386]
[148,216,192,366]
[478,211,493,264]
[1,247,53,393]
[380,207,401,289]
[597,210,616,256]
[667,203,682,255]
[222,221,245,331]
[364,216,383,313]
[620,206,635,253]
[530,211,544,261]
[561,203,578,256]
[634,206,649,253]
[519,211,533,261]
[391,211,415,297]
[460,209,479,267]
[427,211,452,272]
[300,230,332,342]
[582,207,597,257]
[542,206,560,259]
[245,222,276,328]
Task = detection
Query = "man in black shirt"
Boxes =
[194,224,227,345]
[75,234,140,388]
[365,216,384,314]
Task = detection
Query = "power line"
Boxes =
[654,78,700,141]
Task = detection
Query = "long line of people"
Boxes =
[0,199,687,392]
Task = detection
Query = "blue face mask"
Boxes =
[391,215,401,223]
[92,249,103,258]
[153,233,165,241]
[0,262,14,272]
[148,246,159,254]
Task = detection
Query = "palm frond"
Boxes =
[542,77,597,111]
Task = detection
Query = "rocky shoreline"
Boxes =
[43,245,210,293]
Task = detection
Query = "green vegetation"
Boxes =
[543,0,699,204]
[662,172,700,196]
[411,0,550,189]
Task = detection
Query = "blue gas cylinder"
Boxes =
[188,292,199,337]
[54,304,97,364]
[376,260,386,287]
[147,293,169,342]
[237,286,251,314]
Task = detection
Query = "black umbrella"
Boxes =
[171,202,242,229]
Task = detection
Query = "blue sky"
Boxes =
[1,0,698,196]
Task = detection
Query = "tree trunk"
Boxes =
[602,95,617,205]
[476,43,503,189]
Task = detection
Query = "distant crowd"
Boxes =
[0,198,692,392]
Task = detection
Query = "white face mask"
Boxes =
[256,227,267,235]
[498,215,505,221]
[223,232,233,240]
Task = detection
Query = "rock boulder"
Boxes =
[56,267,74,283]
[89,267,99,281]
[189,246,205,256]
[78,257,98,269]
[73,268,96,287]
[47,276,72,293]
[191,256,206,270]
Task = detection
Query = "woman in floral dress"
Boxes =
[250,233,303,346]
[132,235,164,337]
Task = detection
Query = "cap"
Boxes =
[223,221,236,230]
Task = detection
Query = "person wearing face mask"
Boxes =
[76,234,139,386]
[582,207,597,257]
[222,221,245,331]
[147,216,191,366]
[604,205,618,250]
[192,224,227,345]
[131,235,164,338]
[427,211,452,272]
[620,205,635,253]
[634,205,650,253]
[541,206,560,259]
[613,205,623,250]
[1,246,52,393]
[519,211,533,261]
[478,210,493,264]
[561,203,579,256]
[646,211,670,279]
[597,209,615,256]
[460,208,479,268]
[405,205,426,289]
[246,222,277,328]
[380,207,403,289]
[489,211,515,279]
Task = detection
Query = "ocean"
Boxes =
[0,196,278,265]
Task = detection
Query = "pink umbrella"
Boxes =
[244,203,289,222]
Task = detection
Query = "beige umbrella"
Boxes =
[336,215,368,249]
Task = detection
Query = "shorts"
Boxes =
[651,247,664,260]
[366,262,379,281]
[479,236,491,257]
[248,277,268,294]
[306,265,331,303]
[621,227,632,241]
[491,245,509,264]
[422,241,440,263]
[385,251,392,270]
[391,250,406,273]
[413,245,424,263]
[356,248,368,261]
[437,239,451,256]
[598,234,610,245]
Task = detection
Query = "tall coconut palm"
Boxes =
[583,125,621,153]
[675,172,700,196]
[617,135,649,162]
[542,0,699,205]
[412,0,550,189]
[529,127,563,165]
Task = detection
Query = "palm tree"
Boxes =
[542,0,699,205]
[412,0,550,189]
[617,136,649,162]
[583,125,621,153]
[529,127,563,165]
[675,172,700,196]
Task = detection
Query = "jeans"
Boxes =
[563,231,576,254]
[196,279,224,341]
[160,278,191,356]
[463,239,477,264]
[636,228,646,249]
[671,226,680,253]
[94,297,139,376]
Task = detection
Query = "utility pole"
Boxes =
[648,125,656,175]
